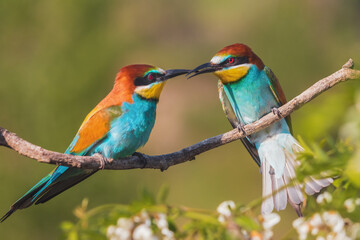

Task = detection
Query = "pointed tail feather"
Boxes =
[35,170,96,205]
[259,134,332,217]
[283,159,304,217]
[261,150,305,216]
[1,166,96,222]
[271,168,287,211]
[261,161,274,214]
[0,208,16,223]
[304,177,333,195]
[0,174,51,222]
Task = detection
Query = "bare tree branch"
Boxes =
[1,59,359,170]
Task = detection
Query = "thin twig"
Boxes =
[1,59,359,170]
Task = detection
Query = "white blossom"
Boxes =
[134,210,150,224]
[292,218,309,240]
[154,213,175,240]
[217,200,235,217]
[309,213,322,228]
[263,230,273,240]
[107,225,117,236]
[107,222,132,240]
[292,218,305,229]
[322,211,344,233]
[161,228,175,240]
[218,215,226,223]
[155,213,168,229]
[117,218,134,230]
[262,213,280,230]
[257,213,280,240]
[344,198,356,213]
[133,224,157,240]
[316,192,332,204]
[309,213,322,235]
[114,228,131,240]
[293,211,353,240]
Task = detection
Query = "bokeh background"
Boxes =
[0,0,359,239]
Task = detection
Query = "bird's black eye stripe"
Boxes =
[134,73,164,86]
[134,77,150,86]
[222,56,249,66]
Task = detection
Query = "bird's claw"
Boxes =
[132,152,148,169]
[272,107,282,118]
[237,124,246,135]
[93,153,109,170]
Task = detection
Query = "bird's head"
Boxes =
[188,43,264,84]
[115,64,189,101]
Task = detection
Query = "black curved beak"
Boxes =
[187,62,219,79]
[163,69,190,81]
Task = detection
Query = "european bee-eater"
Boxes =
[188,43,332,216]
[1,64,188,221]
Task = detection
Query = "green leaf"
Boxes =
[60,221,74,232]
[67,230,79,240]
[235,216,260,231]
[140,188,156,205]
[332,178,343,188]
[156,185,169,204]
[345,152,360,187]
[183,211,219,225]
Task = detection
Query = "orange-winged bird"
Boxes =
[1,64,189,221]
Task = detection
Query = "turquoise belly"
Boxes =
[93,94,157,159]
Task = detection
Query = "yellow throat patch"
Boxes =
[214,66,249,84]
[135,82,166,100]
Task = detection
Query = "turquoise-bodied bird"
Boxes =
[188,43,332,216]
[1,64,188,221]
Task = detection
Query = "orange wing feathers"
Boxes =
[69,89,128,154]
[70,108,112,153]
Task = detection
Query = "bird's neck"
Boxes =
[120,94,158,119]
[132,93,158,106]
[92,81,135,113]
[221,65,261,86]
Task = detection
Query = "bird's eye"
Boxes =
[148,73,155,81]
[227,57,235,64]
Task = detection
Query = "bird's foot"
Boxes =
[93,153,109,170]
[132,152,148,169]
[236,124,246,135]
[272,107,282,118]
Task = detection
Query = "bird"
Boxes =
[1,64,189,222]
[187,43,332,216]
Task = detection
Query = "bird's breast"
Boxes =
[95,95,157,159]
[224,69,278,125]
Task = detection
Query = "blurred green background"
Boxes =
[0,0,359,239]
